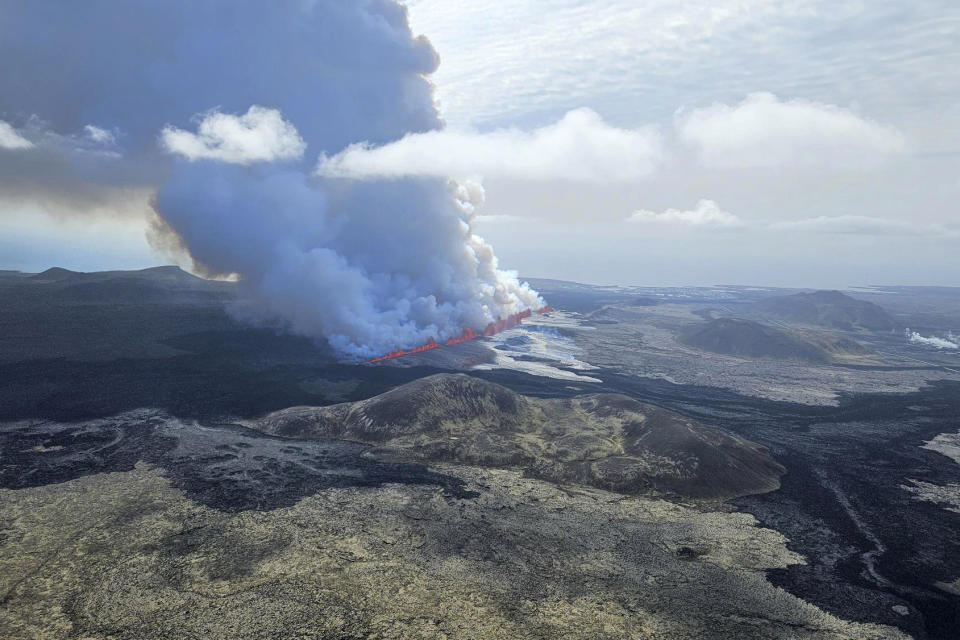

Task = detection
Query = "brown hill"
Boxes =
[245,374,784,500]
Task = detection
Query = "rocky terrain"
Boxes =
[245,374,785,500]
[0,463,906,640]
[2,269,959,638]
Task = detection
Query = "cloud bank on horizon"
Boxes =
[318,107,664,182]
[0,0,542,359]
[319,93,906,181]
[674,93,906,170]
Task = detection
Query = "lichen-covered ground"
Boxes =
[0,464,906,639]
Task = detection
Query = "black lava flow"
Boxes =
[1,355,958,638]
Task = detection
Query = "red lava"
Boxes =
[365,306,552,363]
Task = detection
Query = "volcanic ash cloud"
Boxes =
[0,0,542,359]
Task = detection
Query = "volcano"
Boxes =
[365,306,552,363]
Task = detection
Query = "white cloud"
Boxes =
[84,125,116,145]
[316,93,909,183]
[406,0,793,128]
[0,120,34,150]
[407,1,960,140]
[770,215,959,237]
[317,108,662,182]
[161,106,306,164]
[0,118,121,157]
[676,93,906,169]
[627,199,745,229]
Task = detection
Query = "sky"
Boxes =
[1,0,959,288]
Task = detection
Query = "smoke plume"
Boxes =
[905,329,959,350]
[0,0,542,359]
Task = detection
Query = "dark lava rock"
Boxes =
[0,410,474,512]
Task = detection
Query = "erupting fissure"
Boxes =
[365,306,553,363]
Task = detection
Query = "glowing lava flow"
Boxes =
[365,306,553,363]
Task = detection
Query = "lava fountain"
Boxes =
[364,306,553,363]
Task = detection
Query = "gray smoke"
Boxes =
[0,0,542,359]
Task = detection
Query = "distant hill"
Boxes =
[680,317,873,364]
[15,266,231,305]
[754,290,895,331]
[28,266,80,282]
[0,265,239,362]
[246,373,785,500]
[681,318,831,363]
[28,265,206,285]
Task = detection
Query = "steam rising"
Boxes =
[905,329,959,350]
[0,0,542,359]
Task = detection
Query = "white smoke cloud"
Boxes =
[905,328,959,349]
[317,107,663,182]
[0,1,543,360]
[161,106,306,164]
[626,199,745,228]
[0,120,33,150]
[156,166,542,357]
[677,92,906,169]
